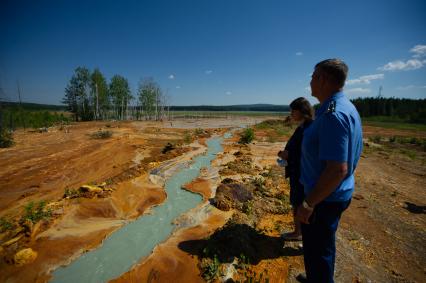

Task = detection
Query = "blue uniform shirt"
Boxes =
[300,91,363,202]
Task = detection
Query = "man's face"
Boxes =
[310,68,321,100]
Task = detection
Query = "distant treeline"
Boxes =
[351,97,426,123]
[169,104,290,112]
[2,101,290,112]
[0,103,69,130]
[1,102,66,111]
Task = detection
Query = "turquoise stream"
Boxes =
[51,136,224,283]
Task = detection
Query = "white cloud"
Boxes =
[345,88,371,94]
[205,70,213,75]
[396,85,426,90]
[168,74,175,79]
[296,52,303,56]
[225,91,232,95]
[175,85,181,89]
[346,74,384,85]
[410,44,426,58]
[377,44,426,71]
[378,59,426,71]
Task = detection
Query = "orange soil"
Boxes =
[363,124,426,138]
[182,178,212,201]
[0,121,207,282]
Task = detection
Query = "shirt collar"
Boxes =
[316,91,345,116]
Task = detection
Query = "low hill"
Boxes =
[1,102,289,112]
[1,101,67,111]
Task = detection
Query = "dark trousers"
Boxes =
[301,199,351,283]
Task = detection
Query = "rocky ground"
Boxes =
[0,118,425,283]
[0,120,227,282]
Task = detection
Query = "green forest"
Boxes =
[351,97,426,124]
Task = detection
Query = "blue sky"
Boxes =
[0,0,425,106]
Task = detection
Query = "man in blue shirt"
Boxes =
[297,59,363,283]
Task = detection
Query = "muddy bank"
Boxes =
[0,121,215,282]
[110,130,297,283]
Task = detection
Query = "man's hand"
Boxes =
[278,150,289,160]
[296,204,313,224]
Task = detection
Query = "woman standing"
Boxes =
[278,97,314,240]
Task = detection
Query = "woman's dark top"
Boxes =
[285,120,312,206]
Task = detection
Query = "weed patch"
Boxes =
[21,201,52,224]
[161,142,175,154]
[0,129,14,148]
[199,254,221,282]
[239,128,255,144]
[183,131,192,144]
[90,130,112,139]
[0,217,15,233]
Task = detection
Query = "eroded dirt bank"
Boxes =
[0,120,223,282]
[111,129,297,283]
[110,122,426,283]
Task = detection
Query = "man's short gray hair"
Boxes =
[315,59,348,88]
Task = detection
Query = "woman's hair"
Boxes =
[289,97,314,121]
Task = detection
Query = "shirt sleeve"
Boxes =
[319,113,349,162]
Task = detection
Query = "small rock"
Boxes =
[14,248,37,266]
[79,185,103,194]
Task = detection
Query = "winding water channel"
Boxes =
[51,135,225,283]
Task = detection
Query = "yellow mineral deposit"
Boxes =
[79,185,103,194]
[14,248,38,266]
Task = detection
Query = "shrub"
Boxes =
[236,269,270,283]
[161,142,175,154]
[409,137,418,145]
[242,200,254,215]
[422,140,426,151]
[64,188,80,198]
[370,136,382,143]
[200,254,221,282]
[194,128,204,136]
[21,201,52,224]
[0,217,14,233]
[90,130,112,139]
[239,128,255,144]
[400,149,416,160]
[0,129,14,148]
[183,132,192,144]
[252,177,266,194]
